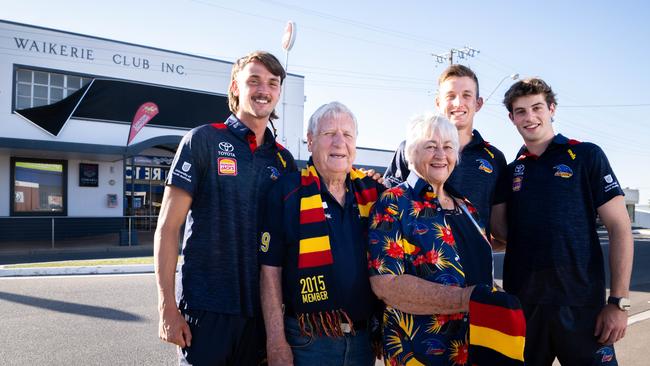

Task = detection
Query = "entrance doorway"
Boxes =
[125,156,171,231]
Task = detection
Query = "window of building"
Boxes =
[10,157,67,216]
[14,68,92,110]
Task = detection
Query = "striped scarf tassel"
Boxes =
[297,309,354,338]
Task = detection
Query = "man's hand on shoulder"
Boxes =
[159,304,192,348]
[594,304,627,345]
[359,168,384,185]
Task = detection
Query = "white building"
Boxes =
[0,20,394,247]
[0,20,313,245]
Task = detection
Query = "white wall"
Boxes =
[634,208,650,229]
[277,76,306,159]
[0,153,9,216]
[0,20,306,158]
[0,154,124,217]
[67,159,123,216]
[0,21,311,218]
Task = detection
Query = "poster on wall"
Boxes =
[107,194,118,208]
[79,163,99,187]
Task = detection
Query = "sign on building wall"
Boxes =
[79,163,99,187]
[125,165,169,181]
[107,194,118,208]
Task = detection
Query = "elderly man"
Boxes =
[259,101,381,366]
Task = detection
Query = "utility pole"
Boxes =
[432,46,480,65]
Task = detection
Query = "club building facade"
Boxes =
[0,20,394,249]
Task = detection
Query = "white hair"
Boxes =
[404,112,460,167]
[307,101,358,136]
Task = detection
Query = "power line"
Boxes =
[261,0,457,48]
[432,46,480,65]
[559,104,650,108]
[192,1,521,87]
[191,0,436,56]
[484,102,650,108]
[291,67,434,85]
[478,106,650,156]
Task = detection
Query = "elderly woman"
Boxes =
[368,112,495,366]
[260,101,382,366]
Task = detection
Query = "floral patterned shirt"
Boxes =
[369,173,484,366]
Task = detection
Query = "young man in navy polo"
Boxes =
[492,78,633,365]
[384,65,507,239]
[154,51,296,365]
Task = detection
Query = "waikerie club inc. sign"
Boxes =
[12,35,185,75]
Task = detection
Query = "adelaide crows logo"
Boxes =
[476,159,493,173]
[596,346,615,363]
[553,164,573,178]
[267,166,280,180]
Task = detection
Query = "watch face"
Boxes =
[608,296,631,311]
[620,297,631,311]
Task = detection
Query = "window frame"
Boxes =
[10,157,68,216]
[12,64,93,111]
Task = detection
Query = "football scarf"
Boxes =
[469,284,526,365]
[291,159,378,337]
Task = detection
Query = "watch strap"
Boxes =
[607,296,630,311]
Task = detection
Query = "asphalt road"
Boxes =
[0,236,648,366]
[493,235,650,314]
[0,273,176,366]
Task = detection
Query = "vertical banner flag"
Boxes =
[282,21,296,51]
[127,102,159,145]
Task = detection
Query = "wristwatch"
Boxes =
[607,296,631,311]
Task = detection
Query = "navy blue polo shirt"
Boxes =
[167,114,296,316]
[499,134,624,306]
[259,170,377,322]
[383,130,507,232]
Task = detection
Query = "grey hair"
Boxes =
[404,112,460,167]
[307,101,358,136]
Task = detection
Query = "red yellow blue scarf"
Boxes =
[291,160,378,336]
[469,284,526,365]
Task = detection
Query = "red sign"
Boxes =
[282,21,297,51]
[127,102,159,145]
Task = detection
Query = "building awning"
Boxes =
[0,134,183,161]
[15,78,231,136]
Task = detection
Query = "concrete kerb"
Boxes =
[0,263,181,277]
[0,243,155,259]
[632,228,650,236]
